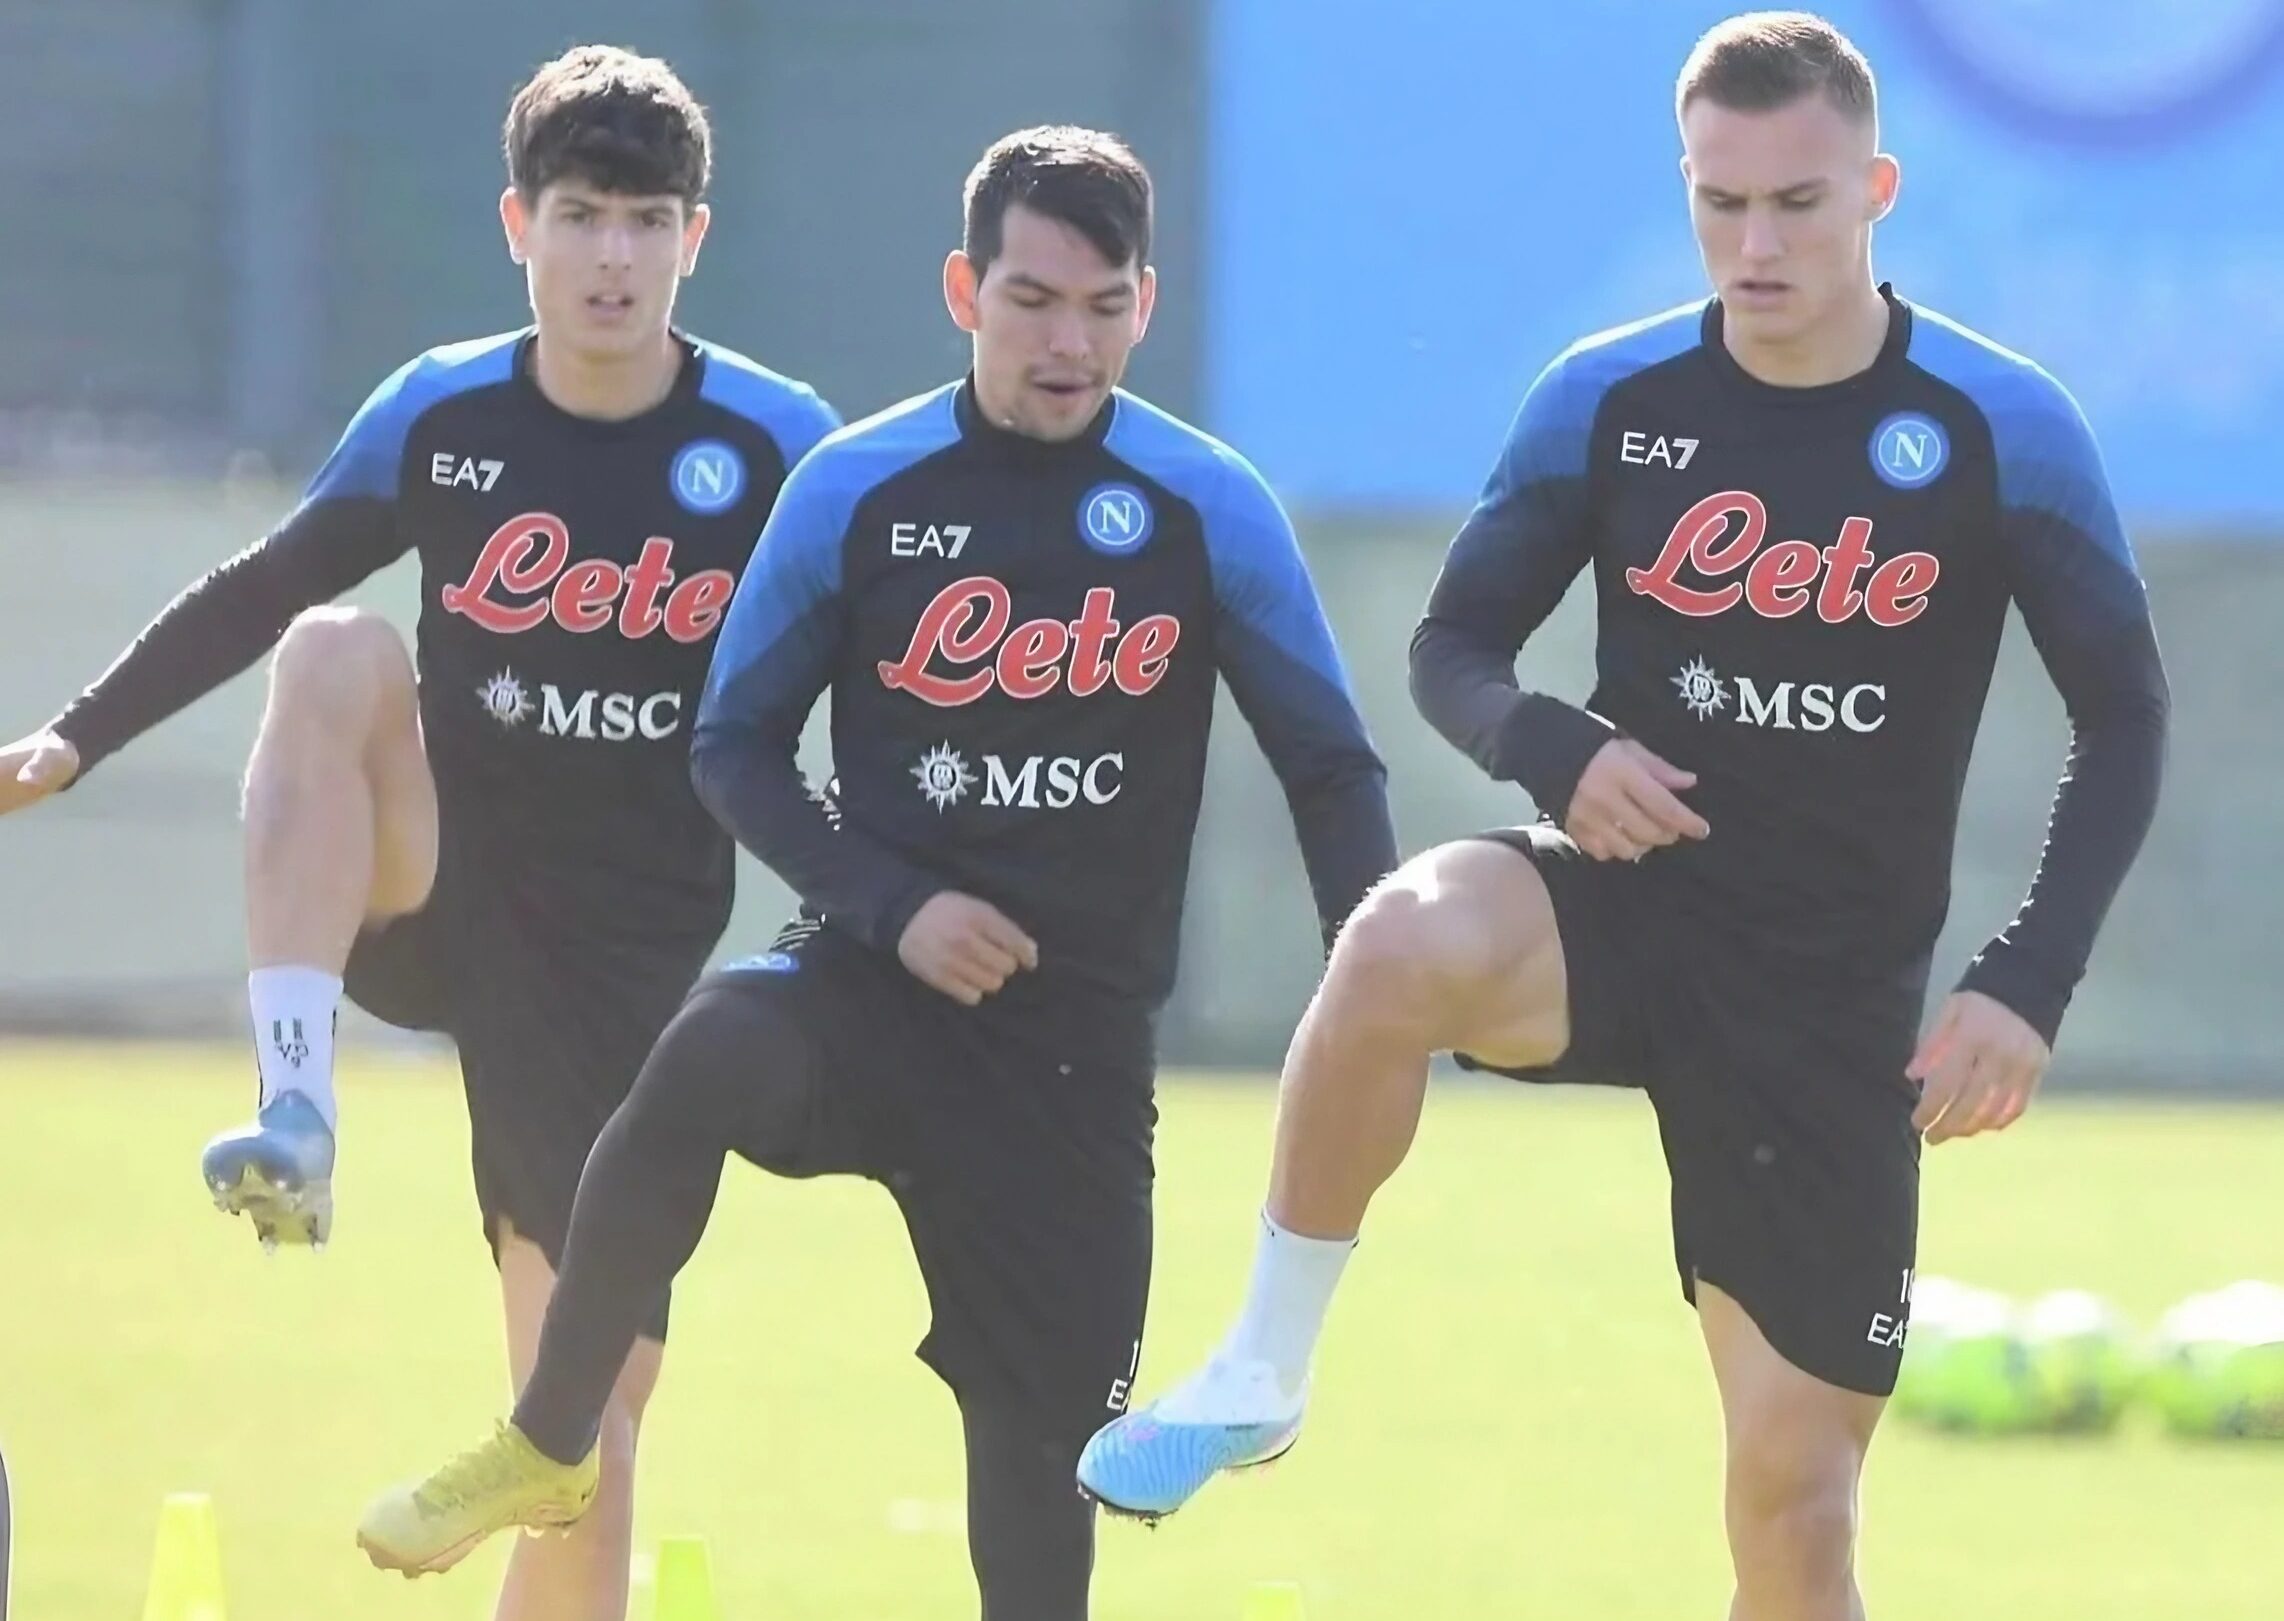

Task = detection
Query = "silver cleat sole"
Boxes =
[208,1162,332,1250]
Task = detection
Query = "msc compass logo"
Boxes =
[1870,414,1949,490]
[476,668,684,742]
[1673,657,1730,720]
[478,669,533,728]
[670,439,746,515]
[913,742,976,811]
[1079,483,1154,555]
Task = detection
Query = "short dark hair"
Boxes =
[504,45,711,206]
[962,126,1153,280]
[1676,11,1877,127]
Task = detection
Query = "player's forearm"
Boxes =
[689,729,942,952]
[1958,664,2170,1046]
[51,524,368,774]
[1283,761,1400,952]
[1407,616,1613,820]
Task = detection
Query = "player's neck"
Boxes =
[1723,280,1892,389]
[528,331,685,421]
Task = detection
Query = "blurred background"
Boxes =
[4,0,2281,1090]
[3,0,2280,1091]
[3,5,2282,1620]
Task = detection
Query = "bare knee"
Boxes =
[1726,1429,1861,1571]
[1323,886,1472,1041]
[1319,841,1565,1061]
[266,607,414,739]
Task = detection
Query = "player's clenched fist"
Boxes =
[1564,737,1709,862]
[898,891,1041,1006]
[0,729,80,817]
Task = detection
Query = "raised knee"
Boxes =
[269,607,412,725]
[1323,875,1511,1041]
[637,985,814,1167]
[1330,886,1448,1007]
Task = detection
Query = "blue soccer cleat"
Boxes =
[1076,1357,1305,1524]
[201,1091,336,1251]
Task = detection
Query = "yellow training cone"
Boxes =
[142,1493,226,1621]
[653,1535,720,1621]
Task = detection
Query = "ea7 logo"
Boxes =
[431,454,504,491]
[892,522,972,559]
[1866,1270,1914,1350]
[1621,432,1700,470]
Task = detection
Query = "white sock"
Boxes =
[1218,1211,1356,1399]
[248,967,342,1130]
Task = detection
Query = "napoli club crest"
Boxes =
[1079,483,1155,555]
[670,439,747,515]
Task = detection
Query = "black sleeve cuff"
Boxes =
[866,877,944,958]
[1495,695,1617,823]
[1958,948,2073,1050]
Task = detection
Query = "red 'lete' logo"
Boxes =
[1626,491,1940,627]
[878,575,1181,707]
[440,513,736,642]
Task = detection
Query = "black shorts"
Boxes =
[696,922,1157,1441]
[1459,826,1923,1397]
[345,811,709,1341]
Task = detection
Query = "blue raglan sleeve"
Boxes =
[51,360,420,774]
[1958,375,2169,1046]
[1207,455,1399,948]
[778,390,842,464]
[1409,351,1615,820]
[692,447,945,953]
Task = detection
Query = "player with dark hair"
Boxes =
[358,123,1398,1620]
[0,44,837,1621]
[1082,13,2169,1618]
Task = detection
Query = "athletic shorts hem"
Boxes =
[1685,1264,1899,1399]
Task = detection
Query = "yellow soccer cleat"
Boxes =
[357,1421,598,1577]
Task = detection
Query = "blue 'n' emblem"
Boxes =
[671,439,747,515]
[1870,414,1949,490]
[1079,483,1156,555]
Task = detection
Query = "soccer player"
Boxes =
[0,47,837,1621]
[355,125,1398,1617]
[1080,12,2170,1616]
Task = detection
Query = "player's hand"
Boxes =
[0,729,80,817]
[897,891,1040,1007]
[1565,738,1709,861]
[1908,990,2051,1144]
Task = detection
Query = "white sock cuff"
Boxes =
[1261,1210,1358,1256]
[249,966,344,1001]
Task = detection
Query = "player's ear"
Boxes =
[500,187,530,266]
[679,202,712,277]
[1868,153,1901,222]
[1132,265,1158,343]
[944,250,983,334]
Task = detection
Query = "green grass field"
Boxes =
[2,1044,2279,1619]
